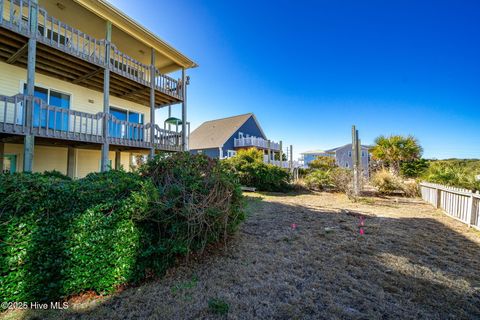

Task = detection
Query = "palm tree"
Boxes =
[371,135,423,175]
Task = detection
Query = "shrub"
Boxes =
[308,156,337,170]
[371,169,420,196]
[400,159,429,178]
[304,168,353,193]
[223,148,291,192]
[42,170,72,180]
[139,152,245,256]
[0,153,244,305]
[422,160,480,191]
[0,171,150,303]
[371,169,404,194]
[403,180,420,197]
[304,170,334,190]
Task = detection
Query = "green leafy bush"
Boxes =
[400,159,429,178]
[0,153,244,305]
[223,148,291,192]
[308,156,336,170]
[422,160,480,191]
[304,170,334,190]
[139,152,245,256]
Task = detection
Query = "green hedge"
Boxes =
[223,148,291,192]
[0,153,244,304]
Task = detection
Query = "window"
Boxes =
[361,151,366,157]
[227,150,237,158]
[345,162,349,168]
[348,151,352,157]
[109,107,144,140]
[23,84,70,131]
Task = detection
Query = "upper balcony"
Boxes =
[0,0,190,107]
[234,136,281,151]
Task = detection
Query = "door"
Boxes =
[23,85,70,131]
[2,155,17,174]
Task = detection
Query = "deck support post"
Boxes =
[181,68,187,151]
[279,141,283,168]
[149,48,156,158]
[101,21,112,172]
[23,0,38,173]
[168,105,171,131]
[67,146,76,178]
[0,142,4,172]
[267,140,271,164]
[289,145,293,170]
[115,151,121,170]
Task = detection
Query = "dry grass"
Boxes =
[4,192,480,320]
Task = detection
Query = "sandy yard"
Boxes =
[6,191,480,320]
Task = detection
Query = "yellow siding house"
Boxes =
[0,0,196,177]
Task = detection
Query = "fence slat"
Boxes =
[420,182,480,230]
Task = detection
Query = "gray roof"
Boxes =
[324,144,371,153]
[302,144,371,155]
[189,113,266,150]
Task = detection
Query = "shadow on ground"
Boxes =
[19,194,480,319]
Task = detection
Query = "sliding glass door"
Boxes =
[23,85,70,131]
[109,107,144,141]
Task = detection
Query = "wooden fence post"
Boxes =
[467,195,476,227]
[436,187,442,209]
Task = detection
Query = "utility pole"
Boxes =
[352,125,361,196]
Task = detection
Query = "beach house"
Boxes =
[0,0,196,177]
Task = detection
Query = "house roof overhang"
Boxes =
[74,0,198,72]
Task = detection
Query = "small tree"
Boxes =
[308,156,337,171]
[371,135,422,175]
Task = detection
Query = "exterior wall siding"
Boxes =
[190,148,220,158]
[3,144,141,177]
[0,62,151,123]
[334,145,370,176]
[222,116,266,156]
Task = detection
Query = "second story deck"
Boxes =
[0,94,183,151]
[0,0,190,108]
[234,136,281,151]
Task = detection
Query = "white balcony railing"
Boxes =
[234,137,280,151]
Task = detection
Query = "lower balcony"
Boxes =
[0,94,183,151]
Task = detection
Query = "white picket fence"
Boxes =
[420,182,480,230]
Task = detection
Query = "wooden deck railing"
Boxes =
[0,94,183,150]
[420,182,480,230]
[0,0,182,99]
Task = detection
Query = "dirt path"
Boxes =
[12,192,480,319]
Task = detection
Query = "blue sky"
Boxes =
[110,0,479,159]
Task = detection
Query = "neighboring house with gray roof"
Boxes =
[301,144,371,176]
[189,113,281,160]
